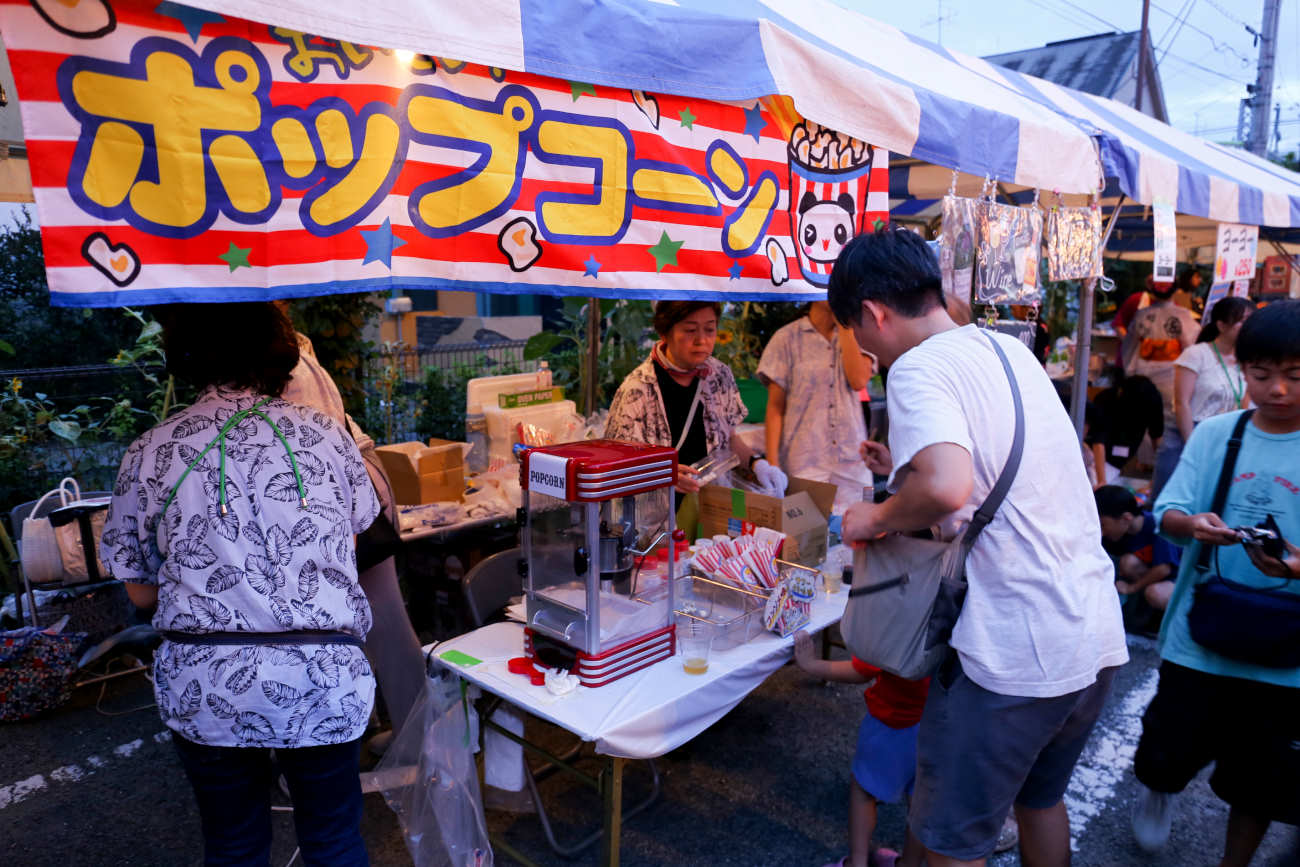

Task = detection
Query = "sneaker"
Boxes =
[993,814,1019,853]
[1131,785,1174,852]
[869,849,900,867]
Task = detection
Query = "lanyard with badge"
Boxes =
[1211,344,1245,408]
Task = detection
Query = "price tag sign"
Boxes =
[1152,202,1176,283]
[1213,223,1259,284]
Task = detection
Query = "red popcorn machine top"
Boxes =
[518,440,681,687]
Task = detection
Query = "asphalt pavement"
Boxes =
[2,635,1297,866]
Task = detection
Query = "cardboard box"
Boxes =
[699,477,836,567]
[375,441,466,504]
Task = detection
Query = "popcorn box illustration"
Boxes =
[786,121,877,287]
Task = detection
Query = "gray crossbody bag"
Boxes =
[841,331,1025,679]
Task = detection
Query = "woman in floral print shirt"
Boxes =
[606,301,773,497]
[101,302,378,866]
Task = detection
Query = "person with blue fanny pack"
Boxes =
[1132,300,1300,867]
[101,302,379,866]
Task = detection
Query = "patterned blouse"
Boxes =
[605,355,747,453]
[101,386,379,748]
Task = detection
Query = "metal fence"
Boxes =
[0,363,165,407]
[363,340,529,383]
[360,340,531,444]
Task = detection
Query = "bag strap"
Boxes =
[674,385,705,453]
[1196,409,1255,571]
[960,332,1026,550]
[59,477,80,504]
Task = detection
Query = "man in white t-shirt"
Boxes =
[827,226,1128,867]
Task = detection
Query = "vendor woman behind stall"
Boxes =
[606,301,784,496]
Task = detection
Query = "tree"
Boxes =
[0,208,137,369]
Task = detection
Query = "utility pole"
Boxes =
[1246,0,1281,156]
[1135,0,1150,114]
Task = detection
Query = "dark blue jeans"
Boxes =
[172,733,369,866]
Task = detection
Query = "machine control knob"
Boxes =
[573,546,589,576]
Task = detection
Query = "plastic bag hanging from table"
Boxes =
[365,671,493,867]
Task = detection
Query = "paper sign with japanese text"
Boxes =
[1,0,888,307]
[1152,201,1176,283]
[1213,223,1259,285]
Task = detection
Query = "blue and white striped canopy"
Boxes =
[117,0,1300,229]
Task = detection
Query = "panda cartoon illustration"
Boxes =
[797,190,855,269]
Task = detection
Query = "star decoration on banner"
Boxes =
[360,218,407,268]
[742,102,768,142]
[570,81,596,101]
[218,242,250,272]
[727,260,744,280]
[648,231,684,272]
[678,107,697,130]
[583,255,602,278]
[155,1,224,42]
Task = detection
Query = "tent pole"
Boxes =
[585,297,600,415]
[1070,194,1125,438]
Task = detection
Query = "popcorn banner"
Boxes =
[3,0,888,307]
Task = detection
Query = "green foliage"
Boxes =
[714,301,803,381]
[0,378,113,501]
[107,308,195,431]
[412,356,523,443]
[522,298,803,411]
[289,293,381,417]
[524,297,654,415]
[0,208,138,368]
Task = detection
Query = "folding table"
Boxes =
[429,588,848,866]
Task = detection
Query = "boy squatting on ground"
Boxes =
[1131,300,1300,867]
[1095,485,1181,614]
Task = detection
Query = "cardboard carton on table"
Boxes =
[699,477,836,567]
[375,439,466,505]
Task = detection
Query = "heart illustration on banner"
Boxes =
[29,0,117,39]
[81,232,141,286]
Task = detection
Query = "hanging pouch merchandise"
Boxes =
[1186,410,1300,668]
[840,331,1024,679]
[939,194,978,315]
[1045,203,1102,281]
[975,200,1043,306]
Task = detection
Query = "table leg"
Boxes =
[601,756,624,867]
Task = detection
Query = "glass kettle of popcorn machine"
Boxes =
[518,440,680,687]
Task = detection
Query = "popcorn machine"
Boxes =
[518,440,679,687]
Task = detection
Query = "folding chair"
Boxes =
[8,491,157,687]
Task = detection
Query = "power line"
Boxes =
[1162,51,1252,84]
[1155,0,1196,62]
[1202,0,1250,30]
[1051,0,1121,31]
[1149,1,1253,64]
[1022,0,1098,37]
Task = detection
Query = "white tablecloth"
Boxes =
[427,589,848,759]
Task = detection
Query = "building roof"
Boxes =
[985,31,1168,122]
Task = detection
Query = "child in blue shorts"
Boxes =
[794,631,928,867]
